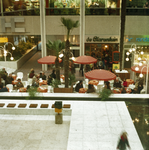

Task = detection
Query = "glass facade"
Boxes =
[0,0,149,16]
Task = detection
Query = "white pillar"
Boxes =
[1,0,3,16]
[40,0,47,71]
[80,0,85,56]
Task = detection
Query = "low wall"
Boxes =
[0,46,37,70]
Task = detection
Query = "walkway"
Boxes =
[0,99,144,150]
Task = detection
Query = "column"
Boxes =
[1,0,3,16]
[80,0,85,56]
[40,0,47,71]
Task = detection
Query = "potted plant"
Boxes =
[99,88,112,101]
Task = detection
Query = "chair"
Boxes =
[6,84,13,92]
[17,72,23,80]
[22,81,28,88]
[27,78,33,86]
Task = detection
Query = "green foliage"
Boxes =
[46,40,65,57]
[51,79,61,88]
[61,17,79,40]
[99,88,112,101]
[68,73,76,86]
[12,40,33,60]
[26,87,38,100]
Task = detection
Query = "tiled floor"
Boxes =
[0,100,144,150]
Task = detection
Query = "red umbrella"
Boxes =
[85,69,116,81]
[73,55,97,64]
[131,65,149,74]
[38,55,62,64]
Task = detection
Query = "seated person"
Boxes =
[75,80,83,92]
[138,82,143,93]
[104,81,111,90]
[121,87,126,93]
[39,71,47,80]
[47,75,53,85]
[0,84,8,92]
[123,78,127,87]
[113,78,122,88]
[29,69,35,78]
[87,84,95,93]
[133,87,139,94]
[50,70,56,79]
[16,78,24,90]
[5,73,14,85]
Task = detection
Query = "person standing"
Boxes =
[117,132,131,150]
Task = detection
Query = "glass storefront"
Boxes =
[0,0,149,16]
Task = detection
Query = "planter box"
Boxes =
[0,46,37,70]
[54,87,73,93]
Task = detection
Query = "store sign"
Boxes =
[0,37,8,43]
[1,18,25,33]
[125,35,149,43]
[86,36,119,43]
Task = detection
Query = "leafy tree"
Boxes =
[46,40,65,81]
[61,17,79,88]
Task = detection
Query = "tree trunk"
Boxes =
[55,57,60,81]
[119,0,126,71]
[64,40,70,88]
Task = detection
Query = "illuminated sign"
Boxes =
[86,36,119,43]
[0,37,8,43]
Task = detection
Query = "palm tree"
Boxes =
[61,17,79,88]
[120,0,126,71]
[46,40,65,81]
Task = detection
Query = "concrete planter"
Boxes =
[0,46,37,70]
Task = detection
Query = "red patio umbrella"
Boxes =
[38,55,62,64]
[73,55,97,64]
[85,69,116,81]
[131,65,149,74]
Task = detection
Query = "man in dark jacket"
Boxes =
[75,80,83,92]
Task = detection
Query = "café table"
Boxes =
[19,87,27,92]
[79,88,87,93]
[88,80,99,86]
[60,75,65,80]
[12,80,18,85]
[113,88,121,94]
[126,79,134,87]
[39,80,47,86]
[37,86,48,93]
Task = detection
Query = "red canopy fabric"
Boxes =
[73,55,97,64]
[85,69,116,81]
[38,56,62,64]
[131,65,149,74]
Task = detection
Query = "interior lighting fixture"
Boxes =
[129,48,132,53]
[147,132,149,135]
[135,118,139,122]
[132,48,136,51]
[12,46,15,50]
[139,73,143,78]
[126,52,130,55]
[126,58,129,61]
[59,53,64,58]
[138,57,141,61]
[105,45,108,48]
[10,57,14,60]
[139,62,143,66]
[140,51,144,55]
[71,57,75,61]
[135,67,139,71]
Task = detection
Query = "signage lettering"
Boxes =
[86,36,118,42]
[1,18,25,33]
[126,37,149,42]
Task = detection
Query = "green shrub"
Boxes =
[99,88,112,101]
